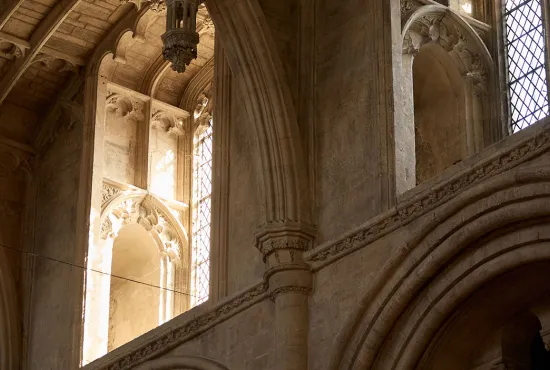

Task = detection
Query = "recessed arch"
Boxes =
[133,355,231,370]
[396,4,501,194]
[329,165,550,370]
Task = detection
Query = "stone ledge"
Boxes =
[81,282,268,370]
[306,116,550,269]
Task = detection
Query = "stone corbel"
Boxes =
[106,93,145,123]
[151,109,186,137]
[0,40,25,60]
[33,53,78,73]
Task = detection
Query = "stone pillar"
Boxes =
[256,223,316,370]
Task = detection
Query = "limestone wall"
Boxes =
[225,80,264,296]
[26,119,82,370]
[314,0,397,243]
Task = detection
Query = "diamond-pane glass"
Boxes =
[504,0,549,132]
[191,120,213,307]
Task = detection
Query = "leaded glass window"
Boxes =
[191,119,213,307]
[504,0,549,132]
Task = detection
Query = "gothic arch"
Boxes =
[206,0,311,224]
[133,355,231,370]
[99,191,188,271]
[180,58,214,113]
[84,0,311,225]
[0,249,20,370]
[396,4,500,193]
[330,165,550,370]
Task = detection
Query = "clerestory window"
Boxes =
[191,118,213,307]
[503,0,549,132]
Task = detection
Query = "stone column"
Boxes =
[256,223,316,370]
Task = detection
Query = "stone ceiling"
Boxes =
[0,0,214,147]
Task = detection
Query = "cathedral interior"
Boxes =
[1,0,550,369]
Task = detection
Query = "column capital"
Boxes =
[254,221,316,301]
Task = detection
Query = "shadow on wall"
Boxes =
[413,43,467,185]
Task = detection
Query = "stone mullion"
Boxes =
[135,100,151,190]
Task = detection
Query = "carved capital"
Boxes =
[255,222,316,269]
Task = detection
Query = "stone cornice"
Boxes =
[306,118,550,268]
[83,282,268,370]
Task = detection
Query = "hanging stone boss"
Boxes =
[121,0,204,73]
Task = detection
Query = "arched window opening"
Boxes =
[191,117,213,307]
[82,4,216,363]
[108,224,163,351]
[398,9,494,194]
[413,44,467,185]
[503,0,549,132]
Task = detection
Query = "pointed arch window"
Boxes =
[191,117,213,307]
[503,0,549,132]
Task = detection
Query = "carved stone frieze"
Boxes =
[402,10,489,94]
[102,183,122,205]
[400,0,424,27]
[268,286,312,301]
[308,127,550,264]
[104,282,267,370]
[258,237,310,263]
[100,217,113,240]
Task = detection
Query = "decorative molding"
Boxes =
[102,183,122,205]
[151,109,186,137]
[105,92,145,122]
[401,0,424,27]
[307,122,550,265]
[33,53,78,73]
[95,283,268,370]
[258,238,310,263]
[254,221,317,263]
[268,286,312,301]
[0,40,24,60]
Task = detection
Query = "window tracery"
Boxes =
[82,78,215,364]
[503,0,549,132]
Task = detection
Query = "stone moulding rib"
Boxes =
[0,0,83,105]
[0,0,25,29]
[306,116,550,269]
